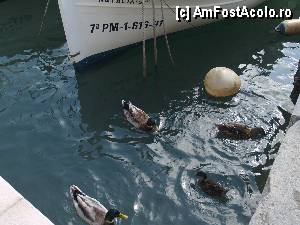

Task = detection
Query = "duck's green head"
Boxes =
[250,127,265,139]
[105,209,128,223]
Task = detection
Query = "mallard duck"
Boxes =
[216,123,265,139]
[195,171,229,198]
[122,100,159,132]
[70,185,128,225]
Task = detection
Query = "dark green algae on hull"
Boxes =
[0,0,300,224]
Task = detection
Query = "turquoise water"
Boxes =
[0,0,300,224]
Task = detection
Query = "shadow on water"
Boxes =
[290,61,300,104]
[0,0,64,55]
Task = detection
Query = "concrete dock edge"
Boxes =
[290,96,300,126]
[0,177,54,225]
[249,98,300,225]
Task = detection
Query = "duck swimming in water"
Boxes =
[195,171,229,198]
[122,100,159,132]
[70,185,128,225]
[216,123,265,139]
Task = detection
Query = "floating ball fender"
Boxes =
[275,19,300,35]
[204,67,241,97]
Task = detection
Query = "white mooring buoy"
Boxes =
[275,19,300,35]
[204,67,241,97]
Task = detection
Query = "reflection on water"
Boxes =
[0,0,64,55]
[0,0,300,224]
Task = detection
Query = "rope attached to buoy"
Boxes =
[160,0,175,66]
[38,0,51,36]
[151,0,158,68]
[142,0,147,77]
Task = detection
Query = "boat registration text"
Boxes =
[90,20,164,33]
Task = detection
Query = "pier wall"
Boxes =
[249,98,300,225]
[0,177,54,225]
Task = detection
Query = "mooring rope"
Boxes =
[142,0,147,77]
[38,0,51,36]
[151,0,158,68]
[160,0,175,66]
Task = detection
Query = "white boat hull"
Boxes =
[58,0,265,66]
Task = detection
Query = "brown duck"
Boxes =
[122,100,160,132]
[216,123,265,139]
[195,171,229,198]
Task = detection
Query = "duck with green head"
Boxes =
[70,185,128,225]
[122,100,159,132]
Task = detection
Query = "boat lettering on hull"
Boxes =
[90,20,164,33]
[58,0,266,66]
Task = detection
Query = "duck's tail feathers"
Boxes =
[157,118,164,131]
[70,185,85,202]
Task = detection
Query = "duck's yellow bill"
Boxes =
[118,213,128,219]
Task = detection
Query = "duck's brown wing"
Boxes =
[201,180,228,197]
[130,105,149,125]
[123,103,150,129]
[216,123,250,139]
